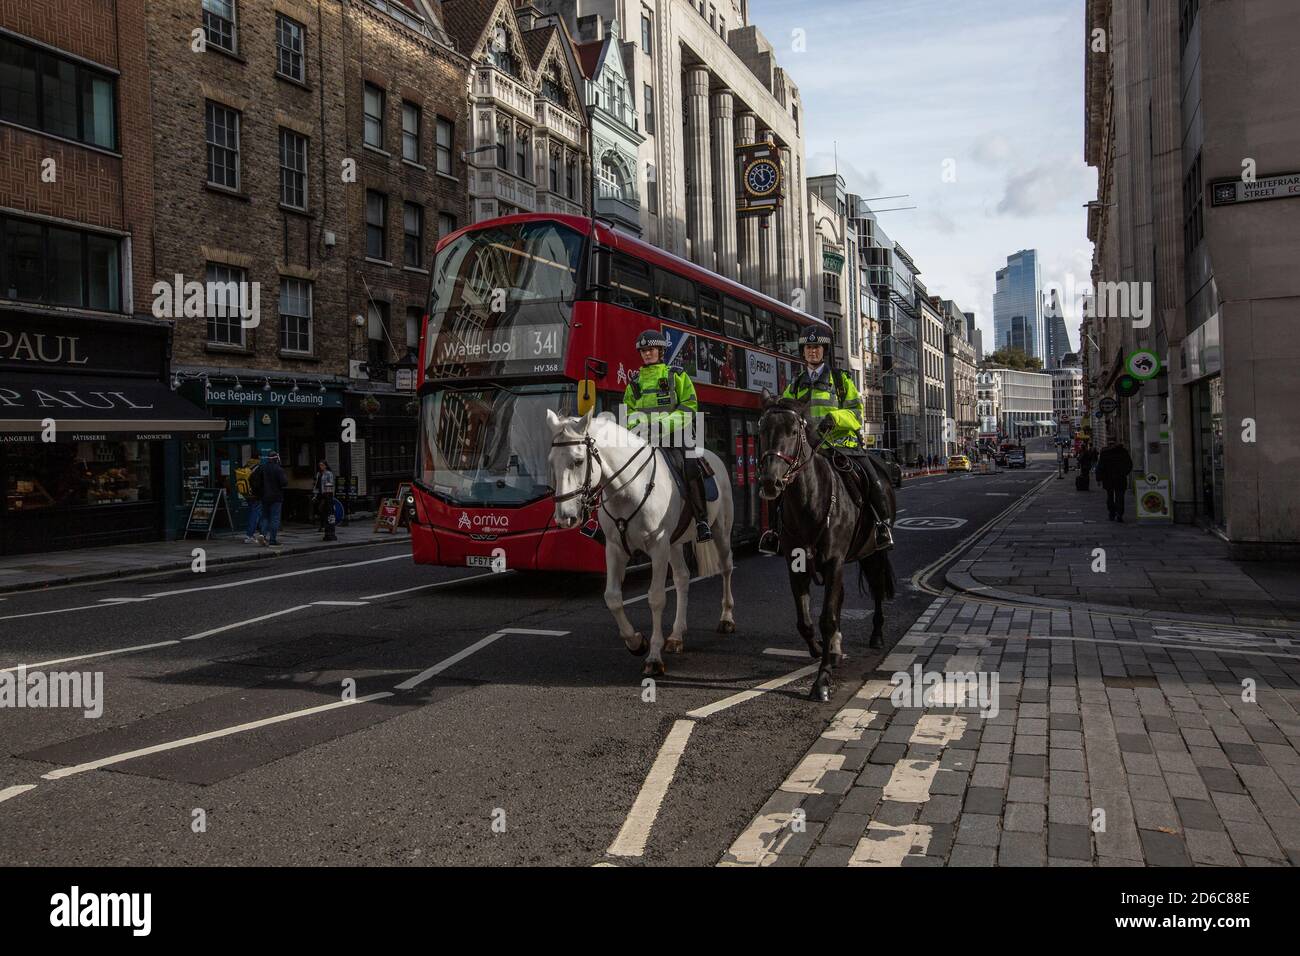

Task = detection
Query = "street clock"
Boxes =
[743,157,781,197]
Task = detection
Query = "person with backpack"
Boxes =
[241,453,263,544]
[256,451,289,547]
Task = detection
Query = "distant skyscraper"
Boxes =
[964,311,982,362]
[1043,290,1072,368]
[993,250,1045,361]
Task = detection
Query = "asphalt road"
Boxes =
[0,443,1057,866]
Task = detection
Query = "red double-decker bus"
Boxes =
[408,213,829,573]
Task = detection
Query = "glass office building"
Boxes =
[993,249,1045,362]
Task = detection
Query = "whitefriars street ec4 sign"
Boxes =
[1210,172,1300,207]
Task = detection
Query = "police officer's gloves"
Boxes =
[817,416,834,435]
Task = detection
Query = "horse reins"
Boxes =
[759,407,829,490]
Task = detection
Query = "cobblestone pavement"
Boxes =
[946,475,1300,626]
[721,594,1300,867]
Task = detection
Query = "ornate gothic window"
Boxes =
[540,62,569,109]
[488,21,521,77]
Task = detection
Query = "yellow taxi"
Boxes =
[947,455,972,473]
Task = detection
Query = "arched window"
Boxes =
[540,62,569,108]
[489,22,521,77]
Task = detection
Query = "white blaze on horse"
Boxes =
[546,409,736,676]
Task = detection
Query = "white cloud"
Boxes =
[994,161,1093,218]
[805,152,883,198]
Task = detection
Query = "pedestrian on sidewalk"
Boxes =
[257,451,289,547]
[1076,444,1095,491]
[1097,440,1134,521]
[311,459,334,531]
[239,454,263,543]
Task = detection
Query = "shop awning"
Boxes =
[0,373,223,442]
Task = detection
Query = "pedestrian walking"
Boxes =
[311,459,334,531]
[257,451,289,547]
[1096,441,1134,521]
[238,454,263,543]
[1075,444,1095,491]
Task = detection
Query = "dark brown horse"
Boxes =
[757,394,896,702]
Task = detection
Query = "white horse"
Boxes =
[546,409,736,676]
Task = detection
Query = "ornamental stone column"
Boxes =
[736,112,760,292]
[710,90,738,280]
[684,66,714,270]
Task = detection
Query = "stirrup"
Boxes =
[757,530,780,555]
[694,519,713,542]
[876,523,895,550]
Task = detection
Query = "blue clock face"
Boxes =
[745,159,779,196]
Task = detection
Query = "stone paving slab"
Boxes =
[0,524,406,593]
[720,596,1300,867]
[946,475,1300,627]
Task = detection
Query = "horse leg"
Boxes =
[789,563,819,658]
[604,545,646,657]
[665,544,689,655]
[811,558,844,702]
[866,552,888,649]
[642,547,670,676]
[714,528,736,634]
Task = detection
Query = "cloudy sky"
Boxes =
[748,0,1094,352]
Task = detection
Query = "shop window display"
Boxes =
[5,441,153,512]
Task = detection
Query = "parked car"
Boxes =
[866,448,903,488]
[947,455,972,473]
[1006,447,1027,468]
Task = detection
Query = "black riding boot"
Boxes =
[686,461,712,542]
[868,476,894,550]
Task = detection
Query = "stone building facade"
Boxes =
[1084,0,1300,556]
[536,0,806,306]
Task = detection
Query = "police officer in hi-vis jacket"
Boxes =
[623,329,712,542]
[758,327,894,553]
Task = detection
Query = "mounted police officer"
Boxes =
[758,327,894,553]
[624,329,712,542]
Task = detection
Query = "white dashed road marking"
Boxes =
[607,719,696,858]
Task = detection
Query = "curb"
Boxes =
[0,535,410,596]
[942,478,1297,631]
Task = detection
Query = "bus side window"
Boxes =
[755,308,775,350]
[699,290,722,334]
[655,269,698,326]
[776,318,799,357]
[609,254,654,313]
[723,296,752,342]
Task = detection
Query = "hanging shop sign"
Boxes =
[1125,349,1161,381]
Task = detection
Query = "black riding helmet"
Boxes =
[636,329,670,352]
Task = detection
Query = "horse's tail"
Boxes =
[858,549,895,601]
[693,539,722,578]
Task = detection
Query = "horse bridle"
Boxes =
[759,406,826,493]
[550,431,657,552]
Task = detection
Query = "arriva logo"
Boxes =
[457,511,510,532]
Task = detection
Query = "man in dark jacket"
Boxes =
[257,451,289,547]
[1096,441,1134,521]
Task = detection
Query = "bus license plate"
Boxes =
[466,555,494,567]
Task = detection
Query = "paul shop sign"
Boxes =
[204,384,343,409]
[0,313,165,376]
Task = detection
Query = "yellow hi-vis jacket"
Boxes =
[782,364,863,448]
[623,362,697,437]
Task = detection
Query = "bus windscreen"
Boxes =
[424,220,584,380]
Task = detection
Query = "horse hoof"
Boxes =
[809,682,831,703]
[807,642,822,660]
[643,659,665,677]
[628,633,649,657]
[716,620,736,635]
[664,637,684,655]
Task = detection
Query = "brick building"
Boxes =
[146,0,470,525]
[1,0,220,555]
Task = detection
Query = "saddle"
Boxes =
[661,450,719,504]
[825,448,884,561]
